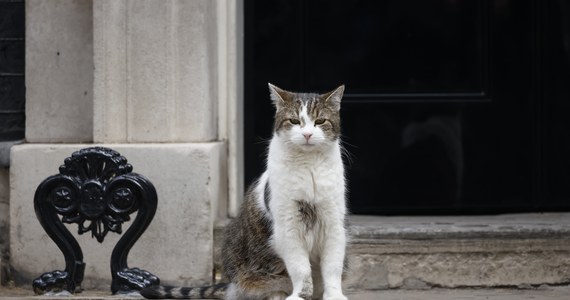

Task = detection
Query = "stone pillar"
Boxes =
[25,0,94,143]
[10,0,231,290]
[93,0,218,143]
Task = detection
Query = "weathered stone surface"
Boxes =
[0,168,8,205]
[0,168,9,284]
[346,285,570,300]
[403,277,431,290]
[25,0,93,143]
[9,143,227,290]
[0,141,23,168]
[344,214,570,290]
[345,251,570,289]
[0,199,7,265]
[348,214,570,240]
[93,0,218,143]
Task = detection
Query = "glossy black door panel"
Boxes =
[302,0,487,98]
[244,0,570,214]
[542,1,570,208]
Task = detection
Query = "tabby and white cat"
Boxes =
[141,84,348,300]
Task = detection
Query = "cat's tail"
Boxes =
[140,283,227,299]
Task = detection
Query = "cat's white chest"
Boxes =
[270,153,344,205]
[266,140,346,230]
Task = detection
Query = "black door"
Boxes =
[244,0,570,215]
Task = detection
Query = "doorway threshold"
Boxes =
[345,212,570,290]
[349,212,570,240]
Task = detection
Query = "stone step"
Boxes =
[215,213,570,291]
[344,213,570,290]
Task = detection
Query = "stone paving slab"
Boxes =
[349,286,570,300]
[2,286,570,300]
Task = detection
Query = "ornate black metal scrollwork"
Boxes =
[32,147,159,295]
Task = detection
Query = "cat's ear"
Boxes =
[322,85,345,111]
[268,83,292,108]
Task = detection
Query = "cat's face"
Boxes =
[269,83,344,150]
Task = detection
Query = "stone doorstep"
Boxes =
[214,213,570,290]
[348,213,570,255]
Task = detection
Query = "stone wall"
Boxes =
[8,0,234,290]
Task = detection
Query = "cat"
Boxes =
[141,83,348,300]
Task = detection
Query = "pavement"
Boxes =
[1,285,570,300]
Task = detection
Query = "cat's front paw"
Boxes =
[323,293,347,300]
[266,292,288,300]
[285,296,307,300]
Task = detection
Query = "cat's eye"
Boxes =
[314,119,326,125]
[289,119,301,125]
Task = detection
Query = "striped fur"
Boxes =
[140,284,226,299]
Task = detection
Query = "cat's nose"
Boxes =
[303,132,313,141]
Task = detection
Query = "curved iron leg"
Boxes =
[109,174,159,294]
[32,176,85,294]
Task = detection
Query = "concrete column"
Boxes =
[25,0,93,143]
[93,0,218,143]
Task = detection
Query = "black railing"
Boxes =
[32,147,159,294]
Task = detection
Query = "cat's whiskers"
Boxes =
[339,139,356,168]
